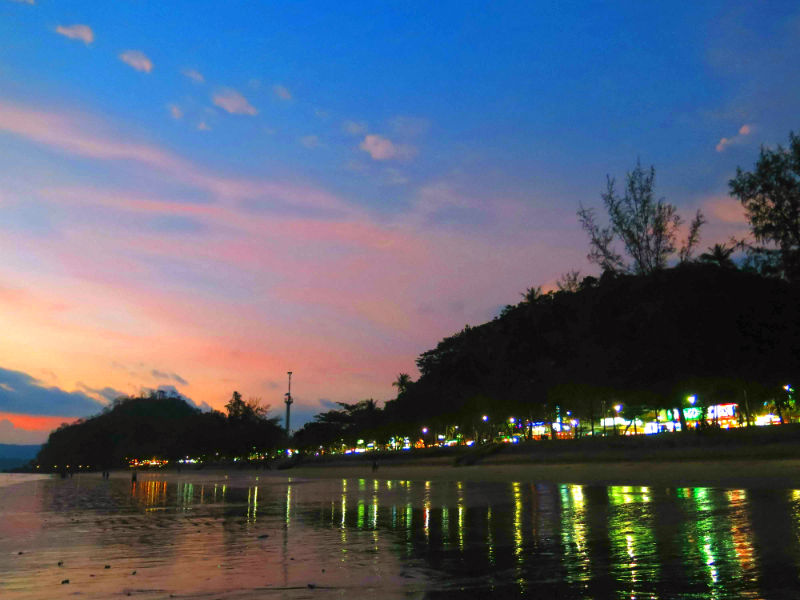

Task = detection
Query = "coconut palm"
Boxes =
[698,243,736,268]
[392,373,412,396]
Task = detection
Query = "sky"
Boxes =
[1,1,799,444]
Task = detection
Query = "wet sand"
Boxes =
[5,459,800,599]
[1,473,419,599]
[286,457,800,489]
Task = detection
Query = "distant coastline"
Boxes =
[37,425,799,489]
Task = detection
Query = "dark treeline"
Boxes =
[36,390,286,470]
[293,264,800,449]
[294,132,800,450]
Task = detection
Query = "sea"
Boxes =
[1,471,799,598]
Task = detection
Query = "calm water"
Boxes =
[2,472,800,599]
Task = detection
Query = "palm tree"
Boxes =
[392,373,412,396]
[698,243,736,268]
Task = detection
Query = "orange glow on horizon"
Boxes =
[0,412,76,432]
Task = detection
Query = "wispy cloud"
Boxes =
[213,88,258,115]
[359,134,416,161]
[0,100,572,419]
[9,0,36,5]
[273,84,292,101]
[716,124,753,152]
[151,369,188,385]
[300,134,321,149]
[0,101,354,215]
[343,120,367,136]
[197,121,211,131]
[55,24,94,45]
[390,115,429,137]
[77,383,126,402]
[384,167,409,185]
[182,68,205,83]
[702,195,748,225]
[119,50,153,73]
[168,104,183,120]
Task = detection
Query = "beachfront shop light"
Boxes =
[687,395,697,405]
[684,407,702,420]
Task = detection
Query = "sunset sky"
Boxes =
[1,1,798,443]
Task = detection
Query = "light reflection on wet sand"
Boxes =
[2,472,800,598]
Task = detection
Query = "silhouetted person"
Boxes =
[131,470,137,483]
[372,460,379,473]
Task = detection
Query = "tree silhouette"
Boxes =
[729,132,800,281]
[225,391,247,419]
[578,161,705,274]
[556,271,581,293]
[392,373,413,396]
[699,243,736,268]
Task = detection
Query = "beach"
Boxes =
[286,456,800,489]
[4,458,800,599]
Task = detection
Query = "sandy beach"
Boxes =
[5,458,800,599]
[284,456,800,489]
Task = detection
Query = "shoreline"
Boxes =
[93,455,800,490]
[285,457,800,489]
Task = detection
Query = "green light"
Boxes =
[685,407,702,420]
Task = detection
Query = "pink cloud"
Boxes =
[716,123,753,152]
[300,134,321,148]
[359,134,416,161]
[0,101,355,215]
[119,50,153,73]
[704,196,748,224]
[182,68,205,83]
[273,84,292,101]
[55,24,94,45]
[213,88,258,116]
[343,120,367,136]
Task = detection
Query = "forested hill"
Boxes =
[387,263,800,425]
[35,393,286,470]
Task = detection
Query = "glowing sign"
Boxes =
[684,407,701,420]
[682,404,737,421]
[708,404,736,419]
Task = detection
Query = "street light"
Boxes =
[422,427,428,434]
[687,395,697,405]
[482,415,489,422]
[614,404,622,413]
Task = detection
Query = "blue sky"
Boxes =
[1,0,798,442]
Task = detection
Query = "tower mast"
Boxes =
[284,371,293,434]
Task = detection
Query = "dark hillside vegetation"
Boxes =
[36,391,286,470]
[380,263,800,434]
